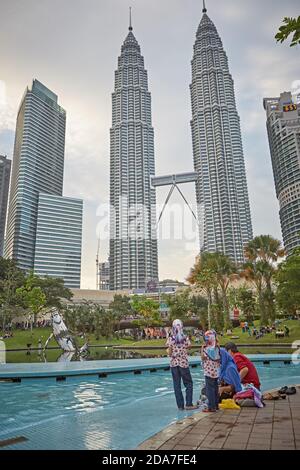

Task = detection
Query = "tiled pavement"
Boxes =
[138,385,300,450]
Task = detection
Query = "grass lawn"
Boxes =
[1,320,299,351]
[129,319,300,348]
[0,327,136,350]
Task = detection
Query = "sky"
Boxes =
[0,0,299,289]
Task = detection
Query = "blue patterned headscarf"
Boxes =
[171,319,186,344]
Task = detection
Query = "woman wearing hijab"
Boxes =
[219,348,242,399]
[201,330,221,412]
[166,319,198,410]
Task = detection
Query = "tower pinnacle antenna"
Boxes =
[129,6,133,31]
[203,0,207,13]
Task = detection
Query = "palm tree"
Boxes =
[243,235,285,324]
[245,235,285,263]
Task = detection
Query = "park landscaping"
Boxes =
[2,319,299,351]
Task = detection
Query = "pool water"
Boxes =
[0,361,300,450]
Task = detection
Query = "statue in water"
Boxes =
[44,308,89,358]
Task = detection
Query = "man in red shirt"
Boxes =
[225,342,261,390]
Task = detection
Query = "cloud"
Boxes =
[0,80,16,133]
[64,110,109,203]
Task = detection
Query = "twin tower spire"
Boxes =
[128,1,207,30]
[110,0,253,290]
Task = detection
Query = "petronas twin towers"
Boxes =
[109,4,252,290]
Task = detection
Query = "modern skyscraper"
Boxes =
[5,79,83,286]
[0,155,11,256]
[5,80,65,270]
[264,92,300,254]
[34,194,83,288]
[109,16,158,290]
[190,3,253,263]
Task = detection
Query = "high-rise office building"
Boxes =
[5,79,65,269]
[190,4,253,263]
[34,194,82,288]
[0,155,11,256]
[109,18,158,290]
[5,79,83,286]
[264,92,300,254]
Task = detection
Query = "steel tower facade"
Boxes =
[109,19,158,290]
[190,5,253,263]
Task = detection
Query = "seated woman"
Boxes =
[219,348,242,399]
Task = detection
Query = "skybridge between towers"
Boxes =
[151,172,198,188]
[151,172,199,226]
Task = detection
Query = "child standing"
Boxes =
[201,330,220,413]
[166,319,198,411]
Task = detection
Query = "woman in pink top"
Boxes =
[166,319,198,410]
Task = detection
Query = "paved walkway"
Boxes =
[138,385,300,450]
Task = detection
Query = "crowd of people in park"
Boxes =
[239,321,290,339]
[167,319,263,412]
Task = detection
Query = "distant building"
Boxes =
[0,155,11,256]
[159,279,188,288]
[190,5,253,263]
[5,79,83,285]
[264,92,300,254]
[109,18,158,290]
[65,288,131,309]
[99,260,110,290]
[33,194,83,288]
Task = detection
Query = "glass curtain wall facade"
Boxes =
[264,92,300,254]
[33,194,83,288]
[0,155,11,256]
[4,80,65,269]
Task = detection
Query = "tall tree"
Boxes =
[188,254,217,330]
[16,272,47,332]
[188,252,237,329]
[109,294,134,320]
[229,286,256,324]
[0,259,25,332]
[190,295,208,328]
[275,247,300,315]
[22,274,73,308]
[163,290,192,322]
[243,235,284,323]
[131,296,162,328]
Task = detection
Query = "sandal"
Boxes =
[202,409,216,413]
[263,392,280,400]
[285,387,296,395]
[185,405,199,410]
